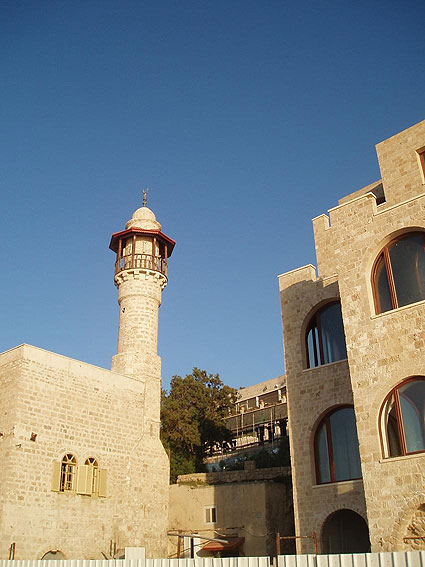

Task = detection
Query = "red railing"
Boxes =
[115,253,167,276]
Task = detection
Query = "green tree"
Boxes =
[161,368,237,483]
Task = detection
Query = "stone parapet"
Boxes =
[177,466,290,485]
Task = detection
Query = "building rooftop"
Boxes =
[237,375,286,402]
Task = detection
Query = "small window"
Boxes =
[52,456,107,497]
[372,233,425,314]
[306,302,347,368]
[314,406,362,484]
[380,377,425,458]
[205,506,217,524]
[60,454,77,492]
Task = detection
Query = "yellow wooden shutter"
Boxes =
[51,461,61,492]
[76,464,93,495]
[98,469,107,497]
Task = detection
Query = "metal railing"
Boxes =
[226,403,287,433]
[115,254,167,277]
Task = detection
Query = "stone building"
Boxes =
[0,203,174,559]
[205,376,288,471]
[168,465,294,558]
[229,376,288,449]
[278,119,425,553]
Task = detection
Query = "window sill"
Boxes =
[302,358,348,373]
[371,298,425,319]
[380,452,425,464]
[312,478,363,489]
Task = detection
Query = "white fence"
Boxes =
[1,553,424,567]
[278,552,425,567]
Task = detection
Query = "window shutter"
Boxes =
[98,469,107,497]
[76,464,93,495]
[51,461,61,492]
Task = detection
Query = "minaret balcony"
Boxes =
[115,253,168,277]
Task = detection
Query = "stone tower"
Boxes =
[109,202,175,434]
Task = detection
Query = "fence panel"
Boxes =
[279,552,425,567]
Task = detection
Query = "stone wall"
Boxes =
[0,344,169,560]
[177,466,290,485]
[170,470,293,557]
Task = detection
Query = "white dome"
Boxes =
[126,206,162,230]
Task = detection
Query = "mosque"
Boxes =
[0,200,174,559]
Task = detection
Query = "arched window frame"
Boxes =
[372,232,425,314]
[314,405,362,485]
[60,454,77,492]
[379,376,425,458]
[305,300,347,369]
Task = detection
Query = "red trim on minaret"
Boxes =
[109,227,176,256]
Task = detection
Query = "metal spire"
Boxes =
[142,187,148,207]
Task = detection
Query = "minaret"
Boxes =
[109,195,175,435]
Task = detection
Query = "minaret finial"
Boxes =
[142,187,148,207]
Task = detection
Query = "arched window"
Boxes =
[314,406,362,484]
[373,233,425,314]
[306,302,347,368]
[85,457,99,494]
[380,377,425,458]
[60,454,76,492]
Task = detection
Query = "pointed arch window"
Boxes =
[380,377,425,458]
[60,454,77,492]
[314,406,362,484]
[306,301,347,368]
[373,233,425,314]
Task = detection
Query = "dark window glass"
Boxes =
[373,233,425,313]
[399,381,425,453]
[320,303,347,364]
[381,378,425,458]
[389,235,425,307]
[329,408,362,481]
[315,407,362,484]
[306,302,347,368]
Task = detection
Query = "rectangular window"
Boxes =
[205,506,217,524]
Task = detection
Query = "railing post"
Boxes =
[115,253,167,278]
[276,532,281,556]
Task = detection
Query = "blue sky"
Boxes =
[1,1,424,390]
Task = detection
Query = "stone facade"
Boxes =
[278,119,425,553]
[169,466,294,557]
[0,204,174,559]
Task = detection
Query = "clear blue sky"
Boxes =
[1,1,424,390]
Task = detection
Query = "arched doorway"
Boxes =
[41,550,65,560]
[321,509,370,554]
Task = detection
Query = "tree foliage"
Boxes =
[161,368,237,483]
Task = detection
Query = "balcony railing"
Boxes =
[226,402,287,434]
[115,253,168,277]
